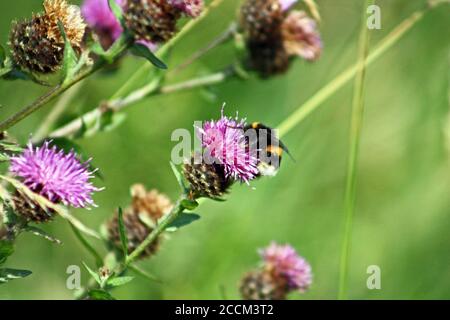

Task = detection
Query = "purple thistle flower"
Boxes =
[260,242,312,292]
[10,141,102,209]
[81,0,124,49]
[280,0,298,11]
[169,0,204,18]
[282,10,322,61]
[198,108,259,184]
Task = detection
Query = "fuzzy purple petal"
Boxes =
[169,0,204,17]
[260,242,312,292]
[280,0,298,11]
[10,141,102,209]
[81,0,124,41]
[198,108,259,183]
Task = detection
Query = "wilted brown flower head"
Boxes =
[107,184,173,259]
[9,0,86,74]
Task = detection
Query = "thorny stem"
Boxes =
[49,68,235,138]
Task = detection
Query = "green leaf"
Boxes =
[70,224,103,268]
[108,0,125,25]
[118,207,128,258]
[181,199,199,211]
[0,268,32,284]
[130,43,167,69]
[82,262,101,285]
[88,289,115,300]
[57,21,78,84]
[166,213,200,231]
[0,241,14,265]
[170,162,188,193]
[106,276,134,288]
[23,226,62,245]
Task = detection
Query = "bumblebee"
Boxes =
[244,122,293,176]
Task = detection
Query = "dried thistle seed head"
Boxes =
[107,185,173,259]
[282,10,322,61]
[130,184,173,221]
[124,0,181,43]
[8,0,85,74]
[43,0,86,48]
[183,157,233,199]
[107,208,160,259]
[12,192,55,223]
[9,16,64,74]
[240,269,288,300]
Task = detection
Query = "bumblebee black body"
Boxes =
[244,122,292,176]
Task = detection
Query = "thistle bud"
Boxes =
[124,0,203,44]
[12,192,54,223]
[107,184,173,259]
[9,0,86,74]
[183,158,232,199]
[240,270,287,300]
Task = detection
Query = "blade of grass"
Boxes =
[338,0,374,300]
[278,4,433,138]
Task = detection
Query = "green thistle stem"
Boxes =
[49,68,235,138]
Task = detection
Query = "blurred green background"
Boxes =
[0,0,449,299]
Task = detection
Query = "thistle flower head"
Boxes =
[9,0,85,73]
[82,0,124,48]
[10,141,101,208]
[282,10,322,61]
[240,0,322,77]
[198,108,259,183]
[169,0,204,18]
[260,242,312,292]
